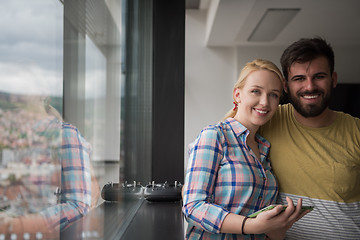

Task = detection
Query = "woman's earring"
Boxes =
[233,101,238,111]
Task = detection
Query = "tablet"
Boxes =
[248,205,314,218]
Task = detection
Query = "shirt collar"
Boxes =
[225,117,248,137]
[225,117,271,149]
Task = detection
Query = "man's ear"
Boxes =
[283,80,288,94]
[332,72,338,88]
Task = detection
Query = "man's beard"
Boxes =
[286,87,333,118]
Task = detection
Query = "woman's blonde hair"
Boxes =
[222,59,284,120]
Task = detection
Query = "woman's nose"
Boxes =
[260,94,269,106]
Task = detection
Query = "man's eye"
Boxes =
[270,93,279,98]
[315,75,325,80]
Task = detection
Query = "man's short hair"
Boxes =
[280,37,335,81]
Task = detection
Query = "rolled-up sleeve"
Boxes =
[182,126,230,234]
[42,124,92,231]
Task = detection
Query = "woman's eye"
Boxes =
[251,89,260,94]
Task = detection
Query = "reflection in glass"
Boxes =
[0,96,100,238]
[0,0,65,238]
[0,0,122,238]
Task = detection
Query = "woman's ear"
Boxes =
[233,88,241,103]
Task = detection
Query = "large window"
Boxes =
[0,0,184,238]
[62,0,122,184]
[0,0,123,238]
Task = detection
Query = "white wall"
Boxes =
[236,45,360,84]
[236,46,284,78]
[185,10,236,168]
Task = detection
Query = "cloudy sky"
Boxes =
[0,0,63,96]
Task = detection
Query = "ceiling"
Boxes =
[187,0,360,47]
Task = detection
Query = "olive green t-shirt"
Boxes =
[260,103,360,203]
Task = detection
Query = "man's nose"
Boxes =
[304,77,316,90]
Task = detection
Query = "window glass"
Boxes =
[0,0,157,238]
[0,1,64,238]
[0,0,124,238]
[84,36,107,161]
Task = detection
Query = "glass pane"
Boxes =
[85,36,107,162]
[0,0,64,238]
[0,0,156,238]
[0,0,123,238]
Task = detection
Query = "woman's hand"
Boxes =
[262,197,310,240]
[220,197,310,238]
[242,197,310,239]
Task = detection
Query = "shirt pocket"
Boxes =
[333,162,360,201]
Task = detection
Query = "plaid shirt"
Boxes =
[39,120,93,231]
[182,118,278,240]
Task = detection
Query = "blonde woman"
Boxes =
[182,59,309,240]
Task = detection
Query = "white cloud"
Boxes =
[0,62,63,96]
[0,1,63,97]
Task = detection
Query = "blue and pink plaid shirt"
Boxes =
[182,118,278,240]
[38,119,93,231]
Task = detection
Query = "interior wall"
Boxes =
[237,45,360,84]
[236,46,284,77]
[185,9,236,169]
[331,45,360,83]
